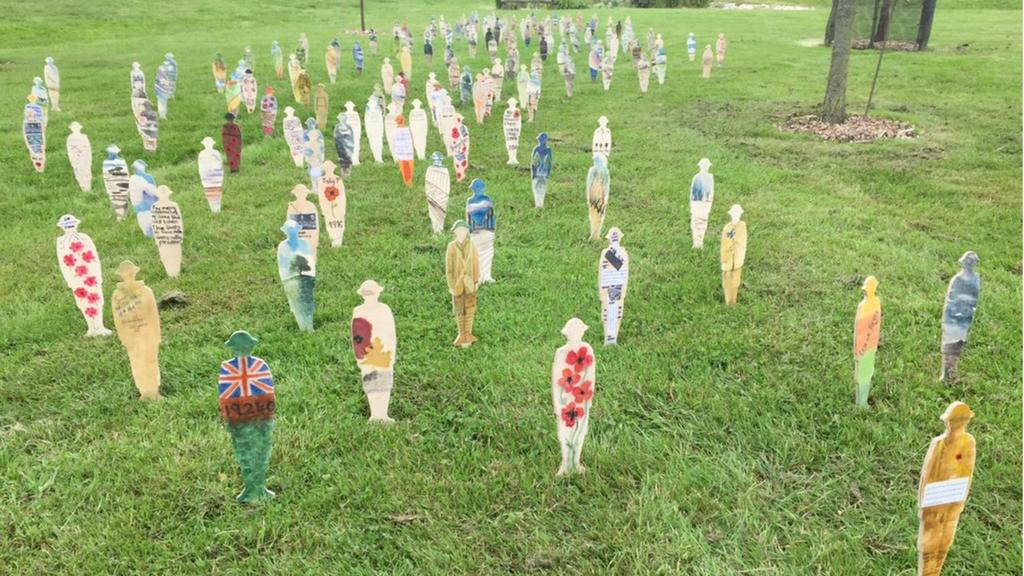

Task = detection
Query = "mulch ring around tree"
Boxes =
[781,114,917,143]
[852,40,920,51]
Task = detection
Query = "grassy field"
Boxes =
[1,1,1020,574]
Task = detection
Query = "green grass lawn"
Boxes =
[1,1,1020,573]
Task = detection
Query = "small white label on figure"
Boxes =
[921,477,971,508]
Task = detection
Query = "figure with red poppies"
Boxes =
[551,318,596,476]
[351,280,397,423]
[56,215,112,337]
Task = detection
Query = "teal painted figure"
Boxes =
[277,220,316,331]
[219,331,276,504]
[940,251,981,383]
[531,132,552,208]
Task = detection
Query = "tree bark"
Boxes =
[873,0,895,44]
[824,0,840,46]
[823,0,857,124]
[917,0,937,50]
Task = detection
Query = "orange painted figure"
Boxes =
[917,402,976,576]
[392,115,415,187]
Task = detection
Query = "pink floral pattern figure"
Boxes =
[55,215,111,337]
[551,318,595,476]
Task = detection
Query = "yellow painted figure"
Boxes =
[314,84,329,130]
[112,261,162,399]
[917,402,976,576]
[853,276,881,407]
[445,220,480,347]
[720,204,747,305]
[294,70,312,107]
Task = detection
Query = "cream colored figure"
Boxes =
[151,186,183,278]
[384,102,399,161]
[689,158,714,248]
[112,261,162,400]
[502,98,522,165]
[282,107,305,168]
[409,99,428,160]
[551,318,595,476]
[66,122,92,191]
[598,228,629,345]
[425,152,451,234]
[197,137,226,212]
[702,45,713,79]
[288,54,301,91]
[586,154,610,241]
[343,101,362,166]
[314,83,329,130]
[381,58,395,94]
[592,115,611,160]
[445,220,480,348]
[317,161,346,247]
[351,280,397,423]
[399,45,412,80]
[366,97,385,164]
[44,57,61,111]
[286,184,320,258]
[490,58,504,101]
[716,33,727,66]
[917,402,976,576]
[56,215,112,337]
[720,204,747,306]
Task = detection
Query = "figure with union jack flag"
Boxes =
[219,330,276,503]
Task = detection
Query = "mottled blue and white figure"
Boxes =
[589,40,603,82]
[32,76,50,112]
[163,53,178,97]
[940,251,981,383]
[303,117,325,189]
[102,145,130,220]
[154,63,172,119]
[353,41,365,74]
[333,112,354,177]
[531,132,552,208]
[466,179,496,284]
[277,220,316,332]
[687,32,697,62]
[654,46,667,85]
[128,159,158,237]
[689,157,714,249]
[599,227,629,345]
[460,66,473,107]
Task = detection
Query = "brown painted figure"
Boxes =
[917,401,976,576]
[112,261,162,399]
[445,220,480,347]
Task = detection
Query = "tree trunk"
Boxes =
[917,0,937,50]
[823,0,857,124]
[873,0,895,44]
[824,0,840,45]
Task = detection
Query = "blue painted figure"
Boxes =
[589,40,603,82]
[303,117,325,189]
[460,66,473,106]
[687,32,697,62]
[940,251,981,382]
[465,179,496,283]
[531,132,552,208]
[353,41,365,74]
[333,112,354,177]
[129,159,158,237]
[277,220,316,332]
[164,53,178,98]
[154,64,172,119]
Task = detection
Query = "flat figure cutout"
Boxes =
[551,318,595,476]
[689,158,714,248]
[302,117,326,188]
[102,145,130,221]
[278,220,316,331]
[56,215,112,337]
[702,45,713,79]
[67,122,92,191]
[44,57,60,111]
[503,98,522,165]
[599,228,629,345]
[332,115,355,177]
[222,113,242,173]
[343,101,362,166]
[853,276,881,408]
[24,96,46,172]
[351,280,397,423]
[282,107,305,167]
[198,137,225,212]
[917,402,976,576]
[365,97,385,164]
[586,154,610,241]
[451,114,470,182]
[592,116,611,160]
[410,99,429,160]
[716,33,727,66]
[466,179,495,283]
[260,87,278,137]
[531,132,552,208]
[286,184,320,259]
[392,115,415,187]
[151,185,184,278]
[128,159,157,238]
[112,261,161,400]
[446,220,480,347]
[317,161,346,247]
[720,204,747,306]
[940,252,981,383]
[219,331,277,503]
[314,83,329,130]
[242,69,258,114]
[425,152,451,234]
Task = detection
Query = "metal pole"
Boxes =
[360,0,366,32]
[864,0,894,116]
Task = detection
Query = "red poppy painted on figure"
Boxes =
[75,265,88,277]
[63,254,76,267]
[85,307,98,318]
[566,347,593,373]
[558,368,580,393]
[84,276,97,287]
[74,287,88,299]
[323,185,340,202]
[561,402,585,427]
[86,292,100,304]
[81,251,95,263]
[351,317,373,359]
[572,380,594,404]
[69,241,84,253]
